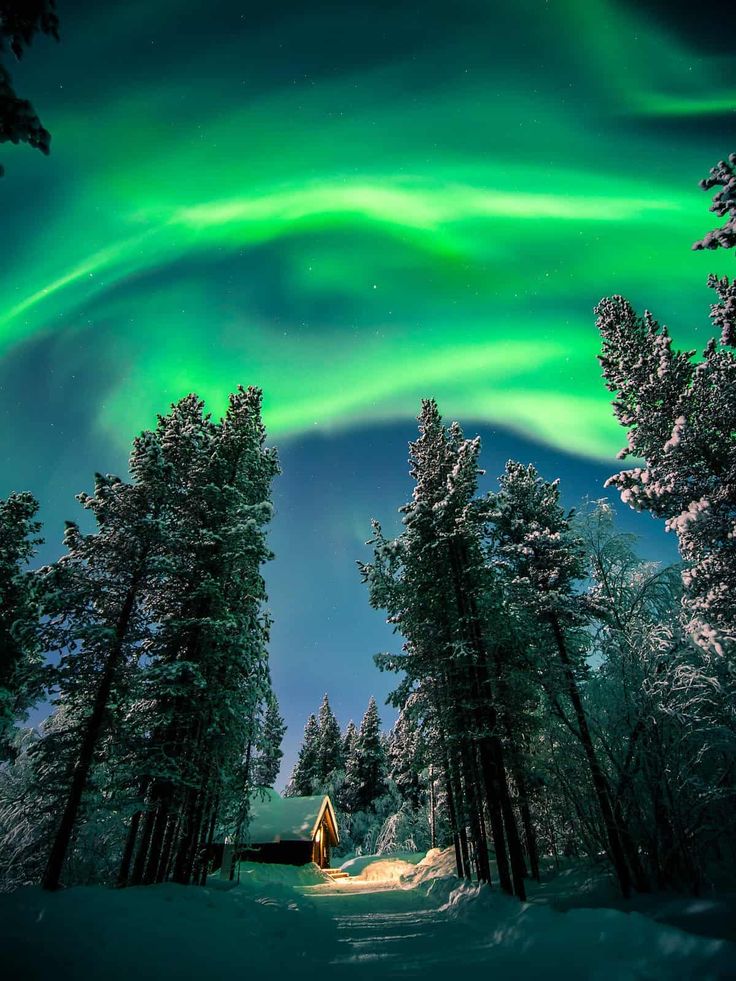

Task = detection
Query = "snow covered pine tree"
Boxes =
[596,152,736,656]
[285,714,321,797]
[36,387,278,891]
[344,696,387,813]
[361,401,527,899]
[119,387,278,888]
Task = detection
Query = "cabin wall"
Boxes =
[312,819,331,867]
[240,841,314,866]
[313,839,330,868]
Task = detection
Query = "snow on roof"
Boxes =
[247,789,338,844]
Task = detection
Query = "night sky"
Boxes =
[1,0,732,781]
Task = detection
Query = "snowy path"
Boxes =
[2,859,735,980]
[303,882,466,976]
[299,870,736,980]
[309,881,454,976]
[333,905,446,971]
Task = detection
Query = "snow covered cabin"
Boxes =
[225,790,340,869]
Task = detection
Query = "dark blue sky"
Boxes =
[1,0,726,780]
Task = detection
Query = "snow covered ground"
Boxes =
[1,851,734,980]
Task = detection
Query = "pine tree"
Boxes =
[342,720,357,759]
[0,492,46,757]
[33,386,278,892]
[253,694,286,789]
[285,714,321,797]
[115,396,219,889]
[362,401,528,898]
[0,0,59,178]
[488,463,642,897]
[596,155,736,656]
[121,387,278,888]
[693,152,736,254]
[314,693,343,789]
[41,436,172,891]
[596,289,736,656]
[344,697,387,813]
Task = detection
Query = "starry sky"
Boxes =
[1,0,733,781]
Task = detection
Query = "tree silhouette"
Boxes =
[0,0,59,177]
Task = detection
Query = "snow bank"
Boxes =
[427,880,733,979]
[233,860,332,888]
[2,852,733,980]
[340,850,427,877]
[393,850,736,979]
[1,874,337,981]
[355,858,418,882]
[408,846,458,879]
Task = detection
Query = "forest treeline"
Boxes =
[357,154,736,899]
[0,388,285,890]
[284,693,437,856]
[0,155,734,899]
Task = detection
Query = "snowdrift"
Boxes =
[397,849,736,978]
[1,851,734,979]
[338,846,457,887]
[0,871,337,981]
[332,849,735,978]
[339,849,427,877]
[232,859,332,888]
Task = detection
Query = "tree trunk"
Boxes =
[514,761,540,881]
[548,613,632,898]
[444,767,465,878]
[42,580,140,891]
[462,740,491,883]
[171,786,198,885]
[118,807,143,888]
[429,764,437,849]
[487,736,527,900]
[130,804,157,886]
[143,794,171,885]
[117,777,150,887]
[157,812,181,883]
[451,539,527,899]
[198,798,219,886]
[446,752,472,880]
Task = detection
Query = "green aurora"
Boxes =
[2,0,733,463]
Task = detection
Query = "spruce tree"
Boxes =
[285,714,320,797]
[253,694,286,789]
[315,693,343,788]
[41,435,172,891]
[342,720,357,760]
[0,492,45,757]
[388,705,424,811]
[344,697,387,813]
[596,154,736,656]
[121,387,278,887]
[362,401,528,898]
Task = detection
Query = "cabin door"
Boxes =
[313,825,326,867]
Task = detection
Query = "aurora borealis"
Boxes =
[2,0,733,774]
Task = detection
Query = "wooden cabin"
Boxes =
[219,790,340,875]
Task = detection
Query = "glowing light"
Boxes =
[0,0,729,461]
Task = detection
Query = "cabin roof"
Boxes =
[247,790,339,845]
